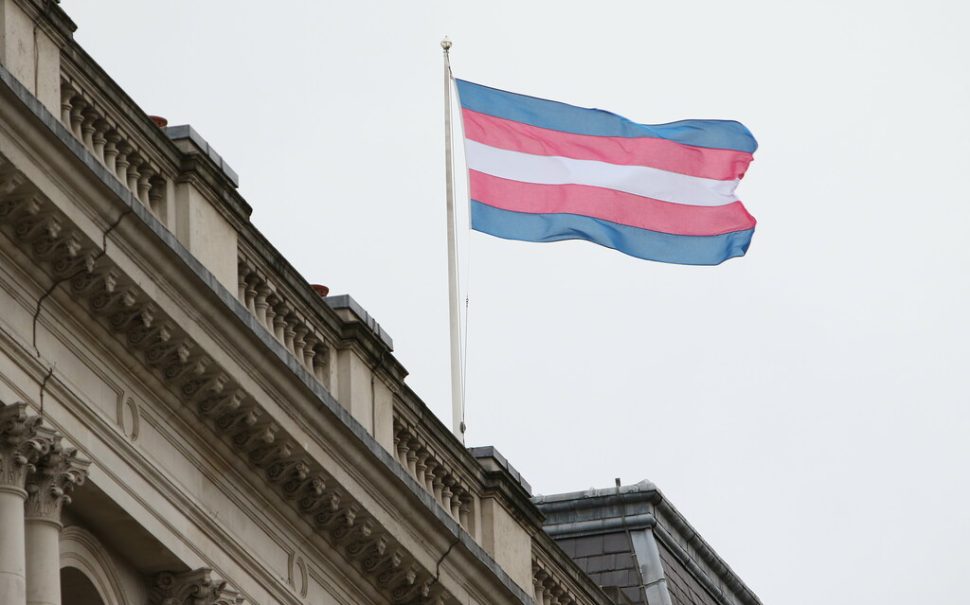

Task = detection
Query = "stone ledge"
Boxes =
[0,60,536,605]
[324,294,394,350]
[469,446,532,495]
[164,124,240,188]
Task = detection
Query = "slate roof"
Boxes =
[556,532,644,605]
[658,540,720,605]
[534,482,761,605]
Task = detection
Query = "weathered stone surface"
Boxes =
[0,4,761,605]
[0,402,47,490]
[24,429,89,523]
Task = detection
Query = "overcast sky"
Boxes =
[63,1,969,603]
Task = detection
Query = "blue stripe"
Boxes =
[470,201,753,265]
[455,79,758,153]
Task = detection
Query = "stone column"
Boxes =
[24,430,89,605]
[0,403,48,605]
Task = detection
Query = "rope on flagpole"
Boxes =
[461,291,470,430]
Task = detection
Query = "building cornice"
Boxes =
[652,501,761,605]
[0,6,635,603]
[0,62,534,605]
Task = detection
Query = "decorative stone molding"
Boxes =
[0,22,646,605]
[150,569,245,605]
[60,525,130,605]
[287,552,309,599]
[116,393,140,441]
[0,402,50,490]
[2,48,599,602]
[24,428,90,523]
[0,158,451,604]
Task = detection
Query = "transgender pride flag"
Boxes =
[455,80,758,265]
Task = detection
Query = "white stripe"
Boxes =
[464,139,739,206]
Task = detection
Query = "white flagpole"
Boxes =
[442,37,464,443]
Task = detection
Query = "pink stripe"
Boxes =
[462,109,753,181]
[469,171,756,236]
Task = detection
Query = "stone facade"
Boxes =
[0,2,761,604]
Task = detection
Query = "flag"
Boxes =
[455,79,758,265]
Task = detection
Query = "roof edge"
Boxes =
[534,481,762,605]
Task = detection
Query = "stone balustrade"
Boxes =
[532,556,581,605]
[55,61,552,598]
[57,74,173,222]
[237,249,477,535]
[0,3,632,600]
[530,534,621,605]
[238,245,480,536]
[0,156,449,605]
[392,417,477,532]
[238,247,479,534]
[237,251,332,385]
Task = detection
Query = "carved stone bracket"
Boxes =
[0,158,457,604]
[149,569,245,605]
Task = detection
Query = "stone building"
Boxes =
[0,2,762,604]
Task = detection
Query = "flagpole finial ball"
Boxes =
[441,37,452,51]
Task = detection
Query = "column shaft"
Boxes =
[25,520,61,605]
[0,487,27,605]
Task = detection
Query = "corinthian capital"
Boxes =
[150,569,245,605]
[24,428,90,523]
[0,402,49,490]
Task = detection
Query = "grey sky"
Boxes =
[64,1,969,603]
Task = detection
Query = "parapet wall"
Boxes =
[0,2,619,605]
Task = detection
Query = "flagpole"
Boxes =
[442,37,464,443]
